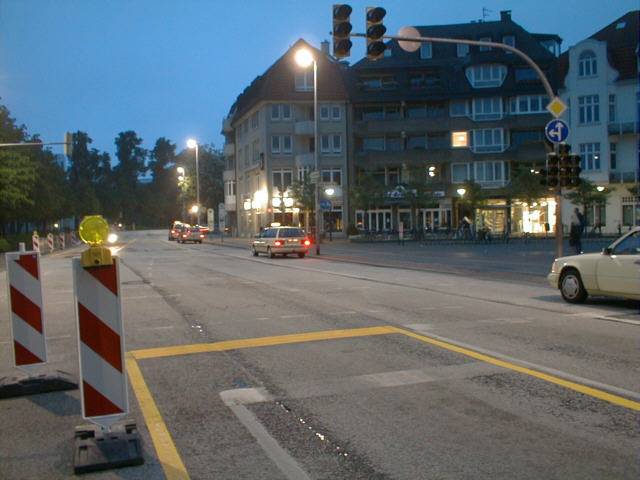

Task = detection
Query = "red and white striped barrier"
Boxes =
[32,234,40,252]
[58,233,65,250]
[73,256,128,429]
[5,251,47,375]
[46,233,54,253]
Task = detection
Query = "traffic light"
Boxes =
[332,4,352,59]
[64,132,73,156]
[558,142,571,156]
[567,153,582,186]
[559,151,570,187]
[546,152,559,187]
[366,6,386,61]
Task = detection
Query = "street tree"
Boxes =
[113,131,147,226]
[564,178,612,230]
[290,170,316,232]
[349,169,386,231]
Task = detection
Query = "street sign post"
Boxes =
[319,199,332,211]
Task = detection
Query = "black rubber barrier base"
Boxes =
[0,371,77,398]
[73,421,144,474]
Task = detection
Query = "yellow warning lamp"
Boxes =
[79,215,113,267]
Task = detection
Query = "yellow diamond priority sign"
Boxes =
[546,97,567,118]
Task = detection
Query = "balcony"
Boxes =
[608,121,639,136]
[609,170,639,183]
[223,170,235,182]
[222,117,233,134]
[295,152,315,167]
[294,120,314,136]
[223,142,235,156]
[224,196,236,212]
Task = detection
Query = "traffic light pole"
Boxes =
[554,143,563,258]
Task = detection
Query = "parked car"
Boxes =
[178,226,206,244]
[169,221,187,241]
[547,227,640,303]
[251,226,311,258]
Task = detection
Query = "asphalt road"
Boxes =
[1,230,638,479]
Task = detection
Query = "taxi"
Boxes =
[251,226,311,258]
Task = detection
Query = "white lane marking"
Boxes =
[280,314,308,319]
[220,388,311,480]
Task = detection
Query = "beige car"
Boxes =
[251,226,311,258]
[547,227,640,303]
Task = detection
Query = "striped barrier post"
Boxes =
[5,251,46,375]
[46,233,54,253]
[32,234,40,253]
[58,233,66,250]
[73,256,128,430]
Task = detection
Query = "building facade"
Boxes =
[346,10,561,236]
[222,39,350,238]
[559,11,639,234]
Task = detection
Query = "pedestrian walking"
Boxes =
[569,208,583,254]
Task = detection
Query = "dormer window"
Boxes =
[420,42,433,59]
[465,64,507,88]
[579,50,597,77]
[502,35,515,53]
[457,43,469,57]
[479,37,491,51]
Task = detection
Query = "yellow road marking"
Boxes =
[130,326,395,360]
[388,326,640,411]
[125,354,190,480]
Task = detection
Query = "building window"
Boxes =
[420,42,432,59]
[578,95,599,124]
[407,104,427,118]
[297,166,309,181]
[320,105,330,120]
[578,51,597,77]
[225,181,236,196]
[427,133,447,150]
[472,129,505,153]
[465,64,507,88]
[252,140,260,165]
[271,103,292,121]
[321,135,342,154]
[331,105,341,120]
[610,142,617,170]
[295,70,314,92]
[474,161,504,184]
[362,137,385,151]
[251,112,259,129]
[472,97,503,120]
[608,94,616,122]
[386,136,402,151]
[407,135,426,150]
[272,169,293,191]
[450,100,469,117]
[452,131,469,148]
[479,37,491,51]
[514,68,540,83]
[271,135,292,155]
[579,143,601,171]
[502,35,515,50]
[509,95,546,114]
[622,197,639,226]
[360,75,395,90]
[452,163,471,183]
[322,168,342,185]
[457,43,469,57]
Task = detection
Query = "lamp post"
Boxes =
[177,166,186,221]
[295,48,320,255]
[187,139,200,225]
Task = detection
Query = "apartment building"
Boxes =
[559,11,639,234]
[221,39,349,238]
[346,10,561,235]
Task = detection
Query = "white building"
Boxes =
[559,11,639,234]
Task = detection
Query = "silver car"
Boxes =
[547,227,640,303]
[251,226,311,258]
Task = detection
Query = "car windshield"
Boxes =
[613,231,640,255]
[279,228,304,237]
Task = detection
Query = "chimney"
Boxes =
[500,10,512,21]
[321,40,330,55]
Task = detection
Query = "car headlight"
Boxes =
[551,261,558,274]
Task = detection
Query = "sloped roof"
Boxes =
[231,39,349,125]
[558,11,639,84]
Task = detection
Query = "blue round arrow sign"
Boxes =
[545,119,569,144]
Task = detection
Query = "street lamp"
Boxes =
[177,166,186,220]
[295,47,320,255]
[457,188,466,229]
[187,139,200,225]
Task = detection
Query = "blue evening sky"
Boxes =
[0,0,636,161]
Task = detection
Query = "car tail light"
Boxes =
[303,239,311,247]
[274,240,283,247]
